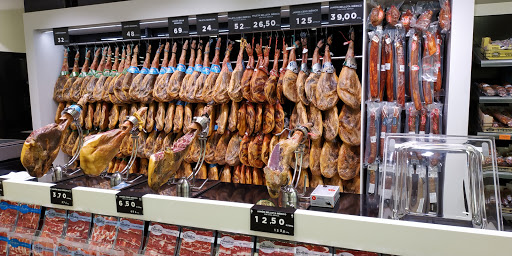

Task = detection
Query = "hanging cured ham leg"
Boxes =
[305,40,324,107]
[264,37,280,104]
[228,39,246,102]
[213,40,234,104]
[283,40,300,103]
[21,95,89,178]
[148,109,210,191]
[316,36,338,111]
[168,40,192,100]
[251,38,271,103]
[53,48,69,102]
[264,124,311,198]
[337,29,361,109]
[80,107,147,177]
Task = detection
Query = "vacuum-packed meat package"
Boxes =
[216,232,254,256]
[40,208,67,239]
[178,227,215,256]
[0,200,18,226]
[256,238,295,256]
[32,235,56,256]
[15,204,41,232]
[65,211,92,240]
[114,218,144,254]
[144,223,180,256]
[90,215,119,249]
[0,227,8,255]
[7,231,33,255]
[335,248,379,256]
[295,242,331,255]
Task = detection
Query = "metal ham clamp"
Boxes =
[51,103,85,181]
[176,115,210,198]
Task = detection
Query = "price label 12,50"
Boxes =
[329,1,364,25]
[250,205,295,236]
[196,14,219,36]
[289,3,322,29]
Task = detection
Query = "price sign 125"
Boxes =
[290,3,322,29]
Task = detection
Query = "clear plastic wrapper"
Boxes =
[405,102,419,134]
[0,200,19,226]
[394,28,406,107]
[408,30,423,110]
[365,101,382,165]
[15,204,41,233]
[380,102,402,159]
[90,215,119,249]
[504,83,512,96]
[39,208,67,240]
[215,232,254,256]
[418,107,428,135]
[439,0,452,33]
[144,222,180,256]
[428,102,443,134]
[57,237,123,256]
[32,235,56,256]
[490,84,507,97]
[335,248,378,256]
[0,227,9,255]
[256,237,295,256]
[478,83,495,96]
[399,3,414,32]
[65,211,92,240]
[177,227,215,256]
[114,218,145,254]
[434,31,444,93]
[383,29,395,101]
[410,2,435,31]
[422,24,438,105]
[367,30,382,101]
[385,2,402,27]
[295,242,332,255]
[7,231,33,255]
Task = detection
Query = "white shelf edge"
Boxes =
[2,179,512,256]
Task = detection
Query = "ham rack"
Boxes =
[177,115,210,197]
[51,104,85,182]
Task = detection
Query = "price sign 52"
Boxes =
[196,14,219,36]
[228,11,252,33]
[329,1,364,25]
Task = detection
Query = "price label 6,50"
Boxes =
[116,194,143,215]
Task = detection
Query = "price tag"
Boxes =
[116,194,143,215]
[290,3,322,29]
[251,8,281,31]
[168,16,189,38]
[50,186,73,206]
[53,27,69,45]
[328,1,364,25]
[122,21,141,40]
[499,134,511,140]
[228,11,253,34]
[196,14,219,36]
[250,205,295,236]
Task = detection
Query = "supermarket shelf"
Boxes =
[475,0,512,16]
[473,48,512,67]
[477,132,512,140]
[2,179,512,256]
[479,96,512,104]
[483,170,512,179]
[504,213,512,220]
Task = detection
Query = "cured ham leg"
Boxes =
[305,40,324,107]
[108,46,127,104]
[81,47,102,98]
[202,38,221,103]
[22,95,89,178]
[228,39,246,102]
[264,37,280,105]
[193,40,211,102]
[251,38,271,103]
[134,43,164,103]
[70,49,91,102]
[296,36,310,106]
[241,38,255,102]
[283,40,300,102]
[115,45,137,103]
[276,39,289,104]
[53,48,69,102]
[337,29,361,109]
[61,50,80,102]
[148,116,207,191]
[93,46,113,102]
[87,47,108,102]
[186,41,206,102]
[180,41,199,101]
[129,44,153,102]
[153,42,177,102]
[168,40,191,100]
[316,36,338,111]
[102,47,120,102]
[213,40,234,103]
[263,124,311,198]
[80,107,147,176]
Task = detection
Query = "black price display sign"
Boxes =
[116,194,143,215]
[196,14,219,36]
[169,16,189,37]
[252,8,281,31]
[250,205,295,236]
[53,27,69,45]
[329,1,364,25]
[228,11,252,34]
[50,186,73,206]
[122,21,141,40]
[290,3,322,29]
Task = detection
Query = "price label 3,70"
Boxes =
[50,187,73,206]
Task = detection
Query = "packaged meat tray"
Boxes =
[65,211,93,240]
[0,226,9,255]
[335,248,378,256]
[144,222,180,256]
[295,242,332,255]
[90,215,119,249]
[114,217,144,254]
[57,237,124,256]
[0,200,19,226]
[15,204,41,233]
[215,232,254,256]
[256,237,296,256]
[177,227,215,256]
[32,236,56,256]
[7,231,33,256]
[40,208,67,240]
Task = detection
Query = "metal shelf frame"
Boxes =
[473,48,512,68]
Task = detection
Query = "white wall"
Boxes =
[0,8,26,53]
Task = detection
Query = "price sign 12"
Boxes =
[290,3,322,29]
[169,16,189,37]
[250,205,295,236]
[329,1,364,25]
[116,194,143,215]
[53,27,69,45]
[228,11,252,34]
[251,8,281,31]
[50,187,73,206]
[122,21,141,40]
[196,14,219,36]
